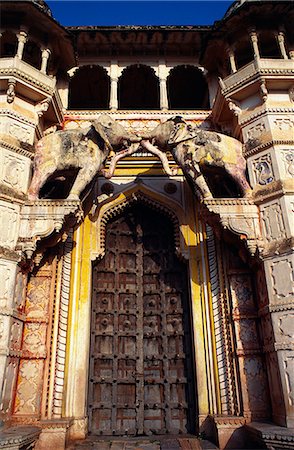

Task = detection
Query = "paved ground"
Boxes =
[72,436,218,450]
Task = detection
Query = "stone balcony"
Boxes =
[0,57,56,97]
[221,58,294,98]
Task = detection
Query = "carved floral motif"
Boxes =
[26,277,51,318]
[14,360,44,415]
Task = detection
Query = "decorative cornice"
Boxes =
[202,198,263,257]
[222,69,294,96]
[18,200,83,260]
[244,139,294,158]
[0,426,41,448]
[252,180,293,204]
[0,245,21,262]
[240,107,294,128]
[0,68,55,95]
[65,110,210,119]
[0,184,27,203]
[0,138,34,159]
[0,109,36,127]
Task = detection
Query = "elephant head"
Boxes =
[28,114,141,200]
[93,114,141,150]
[141,116,252,200]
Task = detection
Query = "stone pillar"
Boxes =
[159,77,168,110]
[16,30,27,60]
[276,32,288,59]
[40,48,51,74]
[109,77,118,110]
[108,62,120,110]
[227,48,237,73]
[158,62,169,110]
[249,30,260,60]
[242,93,294,428]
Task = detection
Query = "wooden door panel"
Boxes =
[89,205,196,436]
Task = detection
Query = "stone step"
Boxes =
[70,436,218,450]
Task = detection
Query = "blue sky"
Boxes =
[47,1,234,26]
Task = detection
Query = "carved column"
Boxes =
[109,62,119,110]
[249,30,260,60]
[227,48,237,73]
[16,30,27,60]
[240,74,294,428]
[109,77,118,110]
[158,62,169,110]
[276,32,288,59]
[41,48,51,74]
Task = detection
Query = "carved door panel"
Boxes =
[89,205,195,436]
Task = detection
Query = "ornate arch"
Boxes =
[90,184,188,262]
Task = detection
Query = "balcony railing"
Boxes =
[0,57,56,93]
[222,58,294,92]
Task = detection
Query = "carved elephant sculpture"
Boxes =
[141,116,252,200]
[28,114,141,200]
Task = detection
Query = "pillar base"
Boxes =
[34,419,72,450]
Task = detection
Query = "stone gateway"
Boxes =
[0,1,293,449]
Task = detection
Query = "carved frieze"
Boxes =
[0,202,19,249]
[251,153,274,186]
[246,122,266,141]
[18,200,82,260]
[278,314,294,340]
[274,118,294,131]
[22,322,47,358]
[26,276,51,319]
[14,359,44,415]
[281,150,294,178]
[242,357,270,413]
[261,202,287,242]
[10,319,23,353]
[0,151,30,194]
[270,257,294,300]
[0,260,17,310]
[230,274,256,316]
[203,199,263,256]
[0,357,18,414]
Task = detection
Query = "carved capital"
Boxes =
[35,97,52,117]
[17,200,83,263]
[202,198,264,257]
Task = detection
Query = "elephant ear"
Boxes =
[168,123,200,145]
[92,122,113,152]
[168,123,189,145]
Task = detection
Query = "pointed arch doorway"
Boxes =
[88,202,196,436]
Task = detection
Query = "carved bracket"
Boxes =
[16,199,83,261]
[202,198,264,257]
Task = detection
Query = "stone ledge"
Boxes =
[0,425,41,449]
[246,422,294,449]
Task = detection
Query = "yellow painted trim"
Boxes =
[201,224,222,414]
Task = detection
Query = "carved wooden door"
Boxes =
[89,204,196,436]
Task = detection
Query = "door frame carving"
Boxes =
[63,182,219,439]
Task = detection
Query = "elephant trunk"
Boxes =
[139,132,152,140]
[128,134,142,143]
